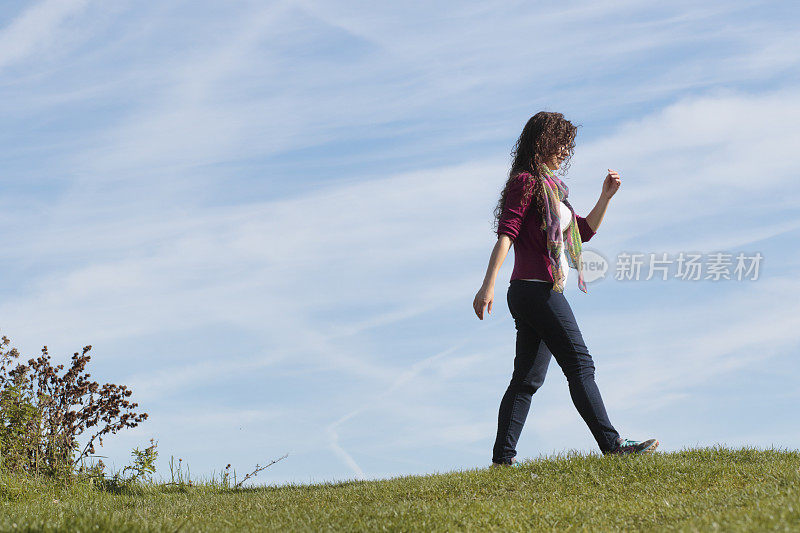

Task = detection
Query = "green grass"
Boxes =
[1,445,798,531]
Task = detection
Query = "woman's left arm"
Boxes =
[584,169,621,233]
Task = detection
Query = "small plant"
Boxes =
[77,457,107,487]
[77,441,158,492]
[219,463,232,489]
[168,455,193,487]
[0,333,148,482]
[122,438,158,483]
[233,453,289,489]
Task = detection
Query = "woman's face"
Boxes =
[545,145,570,171]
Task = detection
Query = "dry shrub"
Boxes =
[0,334,148,480]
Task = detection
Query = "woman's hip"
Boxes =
[507,280,573,325]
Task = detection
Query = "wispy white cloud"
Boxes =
[0,0,91,70]
[324,322,503,478]
[13,0,788,198]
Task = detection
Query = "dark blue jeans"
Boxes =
[492,280,621,463]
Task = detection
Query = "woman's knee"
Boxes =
[509,376,546,395]
[561,353,596,381]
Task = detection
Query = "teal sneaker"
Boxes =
[490,457,522,468]
[606,437,659,456]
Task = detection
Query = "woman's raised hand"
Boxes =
[602,168,621,199]
[473,284,494,320]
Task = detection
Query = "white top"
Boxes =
[521,201,573,284]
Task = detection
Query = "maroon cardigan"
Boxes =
[496,172,596,282]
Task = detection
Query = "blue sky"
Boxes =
[0,0,798,487]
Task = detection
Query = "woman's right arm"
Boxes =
[474,174,528,320]
[473,234,513,320]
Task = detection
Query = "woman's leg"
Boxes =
[491,313,553,464]
[523,286,621,453]
[504,281,621,454]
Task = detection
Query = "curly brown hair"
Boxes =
[492,111,580,234]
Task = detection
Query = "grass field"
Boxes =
[1,445,798,531]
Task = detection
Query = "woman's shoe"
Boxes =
[606,437,659,456]
[490,457,522,468]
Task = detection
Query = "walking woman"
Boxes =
[473,111,659,466]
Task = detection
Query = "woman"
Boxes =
[473,111,659,466]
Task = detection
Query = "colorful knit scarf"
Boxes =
[536,164,588,294]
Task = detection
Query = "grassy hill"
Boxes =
[1,445,798,531]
